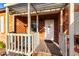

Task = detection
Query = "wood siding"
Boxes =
[0,11,13,44]
[0,11,6,43]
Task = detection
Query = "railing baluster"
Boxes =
[18,35,20,52]
[7,35,8,51]
[6,35,9,54]
[14,36,16,51]
[65,35,67,56]
[12,35,13,50]
[33,33,35,51]
[7,35,8,49]
[21,35,23,54]
[9,35,11,50]
[11,34,12,50]
[28,35,31,54]
[25,36,27,54]
[32,35,34,52]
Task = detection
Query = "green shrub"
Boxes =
[0,41,5,48]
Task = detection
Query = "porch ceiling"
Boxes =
[8,3,67,15]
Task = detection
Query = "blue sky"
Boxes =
[0,3,5,8]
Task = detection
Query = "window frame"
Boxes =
[0,16,4,33]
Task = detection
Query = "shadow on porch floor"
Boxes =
[32,40,62,56]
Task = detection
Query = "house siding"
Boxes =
[63,5,69,35]
[36,14,58,43]
[0,11,6,44]
[15,14,59,43]
[9,15,14,32]
[15,16,36,33]
[0,11,13,44]
[15,16,28,33]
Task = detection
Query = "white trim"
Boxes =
[69,3,74,56]
[0,16,4,33]
[59,9,64,55]
[28,3,31,34]
[36,15,39,32]
[60,10,63,34]
[74,12,79,35]
[6,7,9,33]
[27,3,31,55]
[4,3,18,7]
[12,15,15,32]
[6,7,9,55]
[13,8,61,16]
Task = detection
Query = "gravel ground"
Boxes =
[0,48,6,56]
[0,47,79,56]
[74,52,79,56]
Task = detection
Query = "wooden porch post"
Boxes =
[36,14,39,32]
[13,15,15,32]
[60,10,63,34]
[6,7,9,33]
[6,7,9,55]
[60,9,67,56]
[59,9,63,54]
[27,3,31,55]
[69,3,74,56]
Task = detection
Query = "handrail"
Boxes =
[6,32,39,55]
[59,32,67,56]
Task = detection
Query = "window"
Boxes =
[0,16,4,33]
[31,20,37,32]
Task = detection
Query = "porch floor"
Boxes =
[32,40,63,56]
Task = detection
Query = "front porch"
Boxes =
[7,12,60,56]
[5,3,75,56]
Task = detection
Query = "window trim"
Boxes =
[0,16,4,33]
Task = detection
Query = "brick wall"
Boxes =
[39,14,59,43]
[15,14,59,43]
[63,6,69,35]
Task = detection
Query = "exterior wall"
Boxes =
[15,16,36,33]
[9,15,14,32]
[38,14,59,43]
[63,5,69,35]
[54,14,59,43]
[75,4,79,12]
[74,4,79,53]
[74,12,79,35]
[74,4,79,35]
[0,13,58,44]
[15,16,28,33]
[0,11,6,44]
[15,14,59,43]
[0,7,69,45]
[0,11,13,44]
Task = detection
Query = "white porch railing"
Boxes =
[59,33,67,56]
[32,32,40,51]
[6,32,39,55]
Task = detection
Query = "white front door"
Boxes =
[45,20,54,41]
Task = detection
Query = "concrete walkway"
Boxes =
[33,40,62,56]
